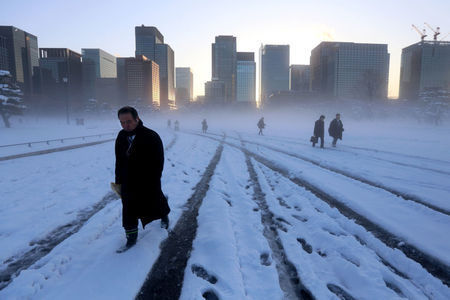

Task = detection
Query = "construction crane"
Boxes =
[439,32,450,41]
[412,24,427,41]
[424,23,440,40]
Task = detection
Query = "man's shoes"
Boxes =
[161,215,169,230]
[125,228,138,247]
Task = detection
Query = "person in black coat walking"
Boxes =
[328,113,344,147]
[257,117,265,135]
[201,118,208,133]
[115,106,170,248]
[312,115,325,148]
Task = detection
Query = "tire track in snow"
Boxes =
[244,149,315,299]
[255,159,437,299]
[164,133,177,151]
[188,132,450,288]
[239,133,450,172]
[235,135,450,216]
[136,142,224,300]
[0,133,178,291]
[0,191,119,290]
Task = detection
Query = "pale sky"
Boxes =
[2,0,449,98]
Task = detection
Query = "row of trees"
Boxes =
[0,70,25,128]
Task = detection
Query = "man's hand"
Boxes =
[110,182,121,198]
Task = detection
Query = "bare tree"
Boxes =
[419,88,450,125]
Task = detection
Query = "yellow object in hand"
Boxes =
[110,182,121,198]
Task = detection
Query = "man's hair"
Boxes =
[118,106,138,119]
[320,115,325,119]
[336,113,340,117]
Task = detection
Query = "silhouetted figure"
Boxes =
[174,120,180,131]
[167,119,171,128]
[328,113,344,147]
[114,106,170,251]
[257,117,265,135]
[202,119,208,133]
[312,115,325,148]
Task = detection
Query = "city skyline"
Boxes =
[1,0,450,99]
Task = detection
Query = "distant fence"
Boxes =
[0,132,116,149]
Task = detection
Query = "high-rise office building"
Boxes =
[205,79,226,104]
[310,42,390,99]
[135,25,174,109]
[175,67,193,106]
[124,55,160,108]
[212,36,236,102]
[289,65,310,92]
[82,49,117,78]
[236,52,256,104]
[135,26,164,60]
[0,35,8,71]
[82,48,117,100]
[155,43,175,108]
[399,41,450,100]
[259,44,290,104]
[39,48,82,110]
[116,57,128,104]
[0,26,39,96]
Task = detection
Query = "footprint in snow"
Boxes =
[260,252,272,266]
[203,290,220,300]
[297,238,313,254]
[191,264,218,284]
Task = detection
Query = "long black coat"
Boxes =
[115,121,170,228]
[328,119,344,139]
[314,119,324,137]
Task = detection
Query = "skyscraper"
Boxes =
[135,26,164,60]
[289,65,310,92]
[259,44,290,104]
[176,67,193,107]
[82,49,117,79]
[236,52,256,104]
[135,25,174,109]
[0,35,8,71]
[82,48,117,100]
[124,55,160,108]
[155,43,175,108]
[212,36,236,102]
[205,79,226,104]
[116,57,128,104]
[0,26,39,97]
[399,41,450,100]
[310,42,390,100]
[39,48,83,113]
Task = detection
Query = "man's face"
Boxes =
[119,113,139,132]
[336,114,340,120]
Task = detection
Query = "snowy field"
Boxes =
[0,112,449,300]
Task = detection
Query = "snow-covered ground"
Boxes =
[0,112,449,299]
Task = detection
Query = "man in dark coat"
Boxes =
[115,106,170,248]
[313,115,325,148]
[328,113,344,147]
[257,117,265,135]
[201,118,208,133]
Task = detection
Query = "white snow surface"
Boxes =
[0,112,449,299]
